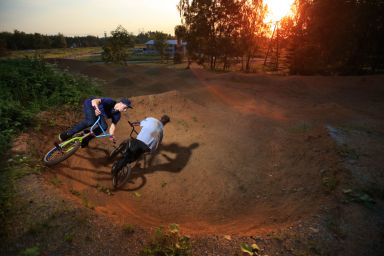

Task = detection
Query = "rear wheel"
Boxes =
[43,140,80,166]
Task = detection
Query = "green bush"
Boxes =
[0,57,100,157]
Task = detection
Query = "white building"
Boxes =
[144,40,187,57]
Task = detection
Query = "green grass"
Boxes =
[343,188,375,207]
[0,57,101,156]
[7,47,102,59]
[0,57,101,242]
[122,224,135,235]
[140,224,191,256]
[95,183,112,196]
[81,196,95,210]
[19,246,40,256]
[50,176,62,187]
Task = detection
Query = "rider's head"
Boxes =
[160,114,170,125]
[115,98,133,112]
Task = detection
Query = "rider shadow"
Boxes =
[118,142,199,191]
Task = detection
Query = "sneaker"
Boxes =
[58,132,71,142]
[81,135,94,148]
[81,138,90,148]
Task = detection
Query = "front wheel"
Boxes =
[43,140,80,166]
[112,161,132,189]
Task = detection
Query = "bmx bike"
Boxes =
[43,116,112,166]
[109,121,148,189]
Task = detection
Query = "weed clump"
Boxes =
[140,224,191,256]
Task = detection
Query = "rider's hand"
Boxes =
[94,108,101,116]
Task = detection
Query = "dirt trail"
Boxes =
[43,60,384,243]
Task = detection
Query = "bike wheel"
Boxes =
[109,141,128,160]
[112,163,132,189]
[43,140,81,166]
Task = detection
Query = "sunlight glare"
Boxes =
[264,0,295,22]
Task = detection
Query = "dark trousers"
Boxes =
[67,98,108,136]
[114,139,150,171]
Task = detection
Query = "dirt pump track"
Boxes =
[37,59,384,254]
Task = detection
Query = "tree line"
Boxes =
[0,31,104,50]
[177,0,384,74]
[0,29,173,52]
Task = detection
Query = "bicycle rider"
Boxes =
[59,97,133,147]
[112,115,170,175]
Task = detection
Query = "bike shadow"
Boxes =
[117,142,199,191]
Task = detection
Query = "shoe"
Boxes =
[58,132,71,141]
[81,138,90,148]
[81,135,94,148]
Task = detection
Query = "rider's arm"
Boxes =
[109,123,116,136]
[91,98,102,116]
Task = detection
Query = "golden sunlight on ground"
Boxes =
[264,0,295,22]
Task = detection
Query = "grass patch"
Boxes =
[122,224,135,235]
[240,242,261,255]
[50,176,62,187]
[95,183,112,196]
[140,224,191,256]
[0,57,101,241]
[64,232,74,243]
[0,57,101,157]
[19,246,40,256]
[8,47,102,59]
[343,188,375,207]
[81,196,95,210]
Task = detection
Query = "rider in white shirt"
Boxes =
[136,117,164,153]
[111,115,170,175]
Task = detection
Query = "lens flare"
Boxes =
[264,0,295,22]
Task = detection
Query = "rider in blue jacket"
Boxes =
[59,97,133,147]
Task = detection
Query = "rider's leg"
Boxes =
[60,98,96,141]
[111,140,150,176]
[80,117,108,148]
[111,141,138,176]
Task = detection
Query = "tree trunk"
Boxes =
[246,54,251,72]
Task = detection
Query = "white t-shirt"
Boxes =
[136,117,164,152]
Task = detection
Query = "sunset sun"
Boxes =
[264,0,295,22]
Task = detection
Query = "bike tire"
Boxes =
[112,164,132,189]
[43,140,81,166]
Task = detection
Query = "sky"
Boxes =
[0,0,181,36]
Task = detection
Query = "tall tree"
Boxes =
[51,33,67,48]
[239,0,267,72]
[102,25,134,64]
[174,25,187,63]
[153,32,168,62]
[288,0,384,74]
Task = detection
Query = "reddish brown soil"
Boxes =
[38,59,384,254]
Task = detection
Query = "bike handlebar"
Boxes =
[90,116,112,138]
[128,120,139,138]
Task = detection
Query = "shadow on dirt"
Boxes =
[117,142,199,191]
